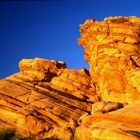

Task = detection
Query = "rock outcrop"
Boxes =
[0,16,140,140]
[0,58,97,139]
[75,100,140,140]
[51,68,99,102]
[19,58,66,82]
[78,16,140,104]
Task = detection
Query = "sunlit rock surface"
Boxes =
[0,58,95,139]
[0,16,140,140]
[19,58,66,82]
[51,68,99,102]
[78,16,140,104]
[75,100,140,140]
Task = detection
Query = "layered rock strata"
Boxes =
[0,58,96,139]
[75,100,140,140]
[0,16,140,140]
[78,16,140,104]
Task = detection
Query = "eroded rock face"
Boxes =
[0,16,140,140]
[78,16,140,104]
[75,100,140,140]
[0,58,96,139]
[19,58,98,102]
[51,68,99,102]
[19,58,66,82]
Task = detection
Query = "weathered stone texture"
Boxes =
[0,58,95,139]
[51,68,99,102]
[19,58,66,82]
[0,16,140,140]
[78,16,140,104]
[75,100,140,140]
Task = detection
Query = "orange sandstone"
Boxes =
[0,16,140,140]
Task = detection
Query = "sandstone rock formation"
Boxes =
[0,58,97,139]
[0,16,140,140]
[75,100,140,140]
[78,16,140,104]
[19,58,66,82]
[51,68,99,102]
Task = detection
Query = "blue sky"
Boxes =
[0,0,140,78]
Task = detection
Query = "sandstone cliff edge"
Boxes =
[0,16,140,140]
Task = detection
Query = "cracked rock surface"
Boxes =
[78,16,140,104]
[0,16,140,140]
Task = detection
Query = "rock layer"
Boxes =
[19,58,66,82]
[78,16,140,104]
[0,16,140,140]
[0,58,96,139]
[75,100,140,140]
[51,68,99,102]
